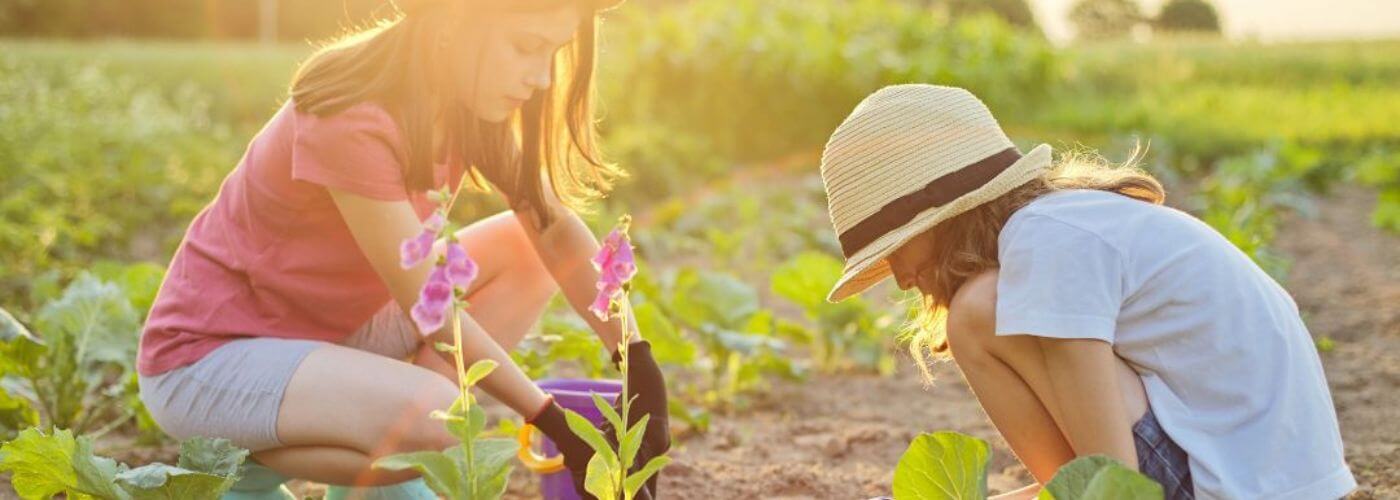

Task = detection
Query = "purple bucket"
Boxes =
[537,378,622,500]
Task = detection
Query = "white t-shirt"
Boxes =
[995,189,1356,500]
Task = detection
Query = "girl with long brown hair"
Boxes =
[822,85,1353,500]
[135,1,668,498]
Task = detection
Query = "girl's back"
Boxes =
[996,189,1354,499]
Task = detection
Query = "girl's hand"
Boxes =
[530,400,601,500]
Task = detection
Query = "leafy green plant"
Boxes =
[566,216,671,500]
[374,360,519,500]
[632,266,803,411]
[0,429,248,500]
[513,306,613,381]
[771,251,897,374]
[0,273,141,437]
[370,187,519,500]
[892,431,1163,499]
[1352,148,1400,233]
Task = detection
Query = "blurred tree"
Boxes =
[1155,0,1222,34]
[943,0,1041,33]
[900,0,1041,34]
[1068,0,1143,40]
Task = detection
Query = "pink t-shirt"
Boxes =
[137,100,464,376]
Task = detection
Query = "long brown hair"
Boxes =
[289,0,623,228]
[902,145,1166,381]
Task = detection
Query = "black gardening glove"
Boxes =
[603,340,671,498]
[531,401,600,500]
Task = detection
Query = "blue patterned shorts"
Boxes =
[1134,407,1195,499]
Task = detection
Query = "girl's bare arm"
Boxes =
[513,185,638,353]
[327,188,549,417]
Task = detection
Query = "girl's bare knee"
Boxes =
[947,270,1000,357]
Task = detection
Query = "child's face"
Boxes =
[887,230,936,292]
[453,6,580,122]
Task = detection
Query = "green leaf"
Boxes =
[1043,455,1117,499]
[35,273,139,368]
[892,431,990,500]
[633,302,695,365]
[90,261,165,315]
[620,415,650,468]
[468,438,518,499]
[592,393,624,440]
[175,436,248,493]
[623,455,671,500]
[463,359,497,387]
[0,307,36,342]
[1079,463,1164,500]
[72,436,130,500]
[0,427,79,500]
[583,453,620,500]
[0,389,39,439]
[114,463,235,500]
[471,437,519,474]
[670,270,759,329]
[564,409,617,465]
[770,251,844,313]
[373,450,463,499]
[0,333,45,382]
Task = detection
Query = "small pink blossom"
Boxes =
[400,230,437,269]
[444,242,479,289]
[400,212,448,269]
[411,266,453,333]
[589,220,636,321]
[590,280,621,321]
[423,212,446,232]
[592,227,637,287]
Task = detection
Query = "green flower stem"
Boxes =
[449,304,477,492]
[617,294,633,498]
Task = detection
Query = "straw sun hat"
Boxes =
[822,84,1053,302]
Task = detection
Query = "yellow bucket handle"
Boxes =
[517,423,566,474]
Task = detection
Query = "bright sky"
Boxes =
[1031,0,1400,42]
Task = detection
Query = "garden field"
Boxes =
[1,1,1398,497]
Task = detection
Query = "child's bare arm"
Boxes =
[1038,337,1139,469]
[326,187,550,418]
[511,176,638,353]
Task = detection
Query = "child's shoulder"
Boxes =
[289,98,399,138]
[1002,189,1162,249]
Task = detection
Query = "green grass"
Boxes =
[3,33,1399,310]
[1028,38,1400,161]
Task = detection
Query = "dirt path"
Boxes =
[633,186,1399,499]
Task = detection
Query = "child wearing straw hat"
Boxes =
[820,84,1355,500]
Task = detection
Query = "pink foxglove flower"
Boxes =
[594,227,637,286]
[589,281,621,320]
[400,230,436,269]
[590,221,636,320]
[400,212,447,269]
[411,266,453,333]
[444,242,479,289]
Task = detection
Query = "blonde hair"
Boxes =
[900,145,1165,382]
[290,1,622,228]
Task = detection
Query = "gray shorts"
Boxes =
[137,303,420,452]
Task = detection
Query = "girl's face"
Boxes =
[454,6,580,122]
[887,230,936,292]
